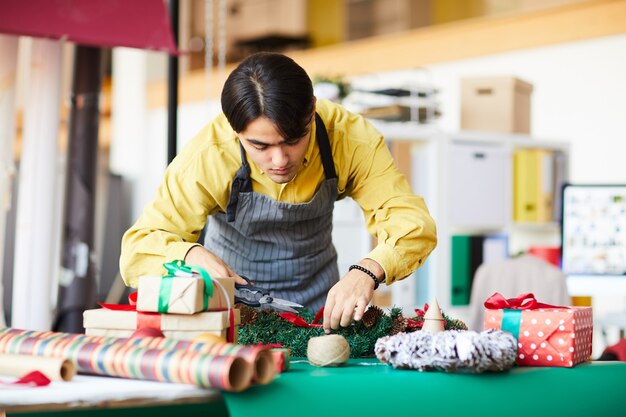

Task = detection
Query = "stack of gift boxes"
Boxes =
[483,293,593,368]
[83,263,240,342]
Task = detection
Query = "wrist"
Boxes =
[184,244,204,262]
[349,264,380,290]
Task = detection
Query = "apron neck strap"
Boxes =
[314,113,337,180]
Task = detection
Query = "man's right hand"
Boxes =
[184,246,247,285]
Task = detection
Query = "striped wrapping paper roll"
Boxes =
[0,328,252,391]
[25,328,275,384]
[125,337,276,384]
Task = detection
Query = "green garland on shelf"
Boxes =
[237,304,467,358]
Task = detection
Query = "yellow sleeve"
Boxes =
[119,132,234,287]
[343,117,437,285]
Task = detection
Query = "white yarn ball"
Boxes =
[307,334,350,367]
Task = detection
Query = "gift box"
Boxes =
[136,275,235,315]
[483,293,592,367]
[83,308,240,342]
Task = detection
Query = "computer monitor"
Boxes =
[561,184,626,296]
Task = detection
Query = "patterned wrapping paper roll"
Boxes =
[0,328,252,391]
[126,337,276,385]
[30,327,275,385]
[24,328,276,384]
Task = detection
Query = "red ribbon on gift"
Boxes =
[484,292,565,310]
[279,307,324,328]
[99,292,236,342]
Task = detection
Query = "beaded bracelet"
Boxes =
[349,264,380,290]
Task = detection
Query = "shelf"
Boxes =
[368,120,441,141]
[509,222,561,233]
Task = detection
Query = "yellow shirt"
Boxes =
[120,99,437,287]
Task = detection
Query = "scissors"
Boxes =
[234,276,303,313]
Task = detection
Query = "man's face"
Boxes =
[238,116,312,184]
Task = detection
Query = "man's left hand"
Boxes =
[323,259,384,333]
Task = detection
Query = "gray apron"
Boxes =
[204,113,339,310]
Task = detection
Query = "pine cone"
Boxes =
[389,315,407,335]
[362,305,384,328]
[237,304,258,325]
[446,318,468,331]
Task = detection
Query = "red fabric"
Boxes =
[528,246,561,267]
[603,339,626,361]
[98,302,136,311]
[0,0,178,54]
[0,371,51,387]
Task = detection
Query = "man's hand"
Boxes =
[323,259,384,333]
[184,246,247,285]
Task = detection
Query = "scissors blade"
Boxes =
[267,303,300,313]
[258,296,303,313]
[271,297,304,308]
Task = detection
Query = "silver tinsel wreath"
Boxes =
[375,329,517,372]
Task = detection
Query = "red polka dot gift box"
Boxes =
[483,293,592,367]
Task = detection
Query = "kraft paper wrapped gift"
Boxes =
[83,308,240,342]
[483,293,592,367]
[136,275,235,315]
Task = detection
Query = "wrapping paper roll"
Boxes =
[0,328,252,391]
[0,327,275,385]
[127,337,276,385]
[0,353,75,381]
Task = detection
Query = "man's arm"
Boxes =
[348,130,437,285]
[323,115,437,331]
[119,137,236,287]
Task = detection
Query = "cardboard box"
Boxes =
[83,309,240,342]
[229,0,307,42]
[461,77,533,133]
[484,306,592,367]
[136,276,234,315]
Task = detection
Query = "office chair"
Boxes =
[467,254,569,331]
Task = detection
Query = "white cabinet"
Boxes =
[332,121,570,313]
[448,143,509,229]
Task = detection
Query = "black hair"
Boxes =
[221,52,314,140]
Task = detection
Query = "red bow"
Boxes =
[279,307,324,328]
[484,292,564,310]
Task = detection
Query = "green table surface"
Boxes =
[223,359,626,417]
[7,359,625,417]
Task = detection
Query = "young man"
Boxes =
[120,52,437,332]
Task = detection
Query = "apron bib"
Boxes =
[204,114,339,310]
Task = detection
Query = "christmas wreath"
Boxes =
[237,303,467,358]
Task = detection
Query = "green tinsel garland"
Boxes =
[238,305,467,358]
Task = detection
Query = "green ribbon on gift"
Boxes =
[158,260,214,313]
[501,309,522,340]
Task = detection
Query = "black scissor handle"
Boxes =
[234,275,268,307]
